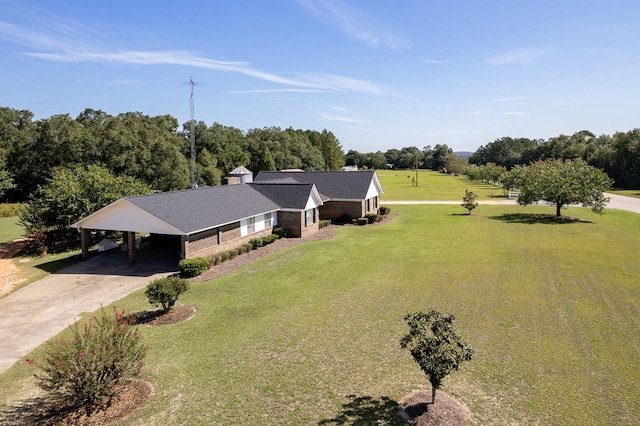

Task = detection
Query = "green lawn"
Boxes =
[377,169,507,201]
[609,189,640,199]
[0,216,23,244]
[2,204,639,425]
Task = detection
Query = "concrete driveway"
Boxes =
[0,250,178,373]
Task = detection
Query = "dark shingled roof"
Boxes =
[254,171,378,200]
[250,182,318,210]
[125,184,280,234]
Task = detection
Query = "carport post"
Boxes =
[127,231,136,265]
[80,228,89,260]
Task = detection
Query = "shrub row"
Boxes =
[0,203,25,218]
[178,257,211,278]
[319,219,331,229]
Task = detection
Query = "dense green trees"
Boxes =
[0,107,347,203]
[505,159,612,217]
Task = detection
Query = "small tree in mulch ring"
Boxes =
[461,190,478,215]
[145,277,190,313]
[400,309,475,404]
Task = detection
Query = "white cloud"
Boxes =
[296,0,411,50]
[228,88,328,94]
[423,59,452,64]
[503,111,527,116]
[490,96,529,102]
[99,79,143,86]
[485,48,544,65]
[315,113,365,123]
[466,110,494,115]
[330,105,350,112]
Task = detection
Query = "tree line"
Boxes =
[0,107,346,202]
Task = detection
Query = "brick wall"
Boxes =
[319,200,364,221]
[184,223,272,259]
[277,209,319,238]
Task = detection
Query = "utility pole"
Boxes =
[189,77,197,189]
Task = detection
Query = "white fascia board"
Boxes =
[304,186,324,210]
[72,198,184,235]
[279,208,304,212]
[372,172,384,194]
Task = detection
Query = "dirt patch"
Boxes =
[399,390,470,426]
[0,239,28,298]
[0,378,154,426]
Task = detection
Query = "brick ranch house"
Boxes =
[71,170,383,265]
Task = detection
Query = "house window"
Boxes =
[305,208,315,227]
[366,198,371,212]
[247,217,256,234]
[265,212,272,228]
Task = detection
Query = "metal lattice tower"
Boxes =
[189,77,197,189]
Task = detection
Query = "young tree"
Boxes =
[400,310,475,404]
[461,190,478,215]
[506,158,613,217]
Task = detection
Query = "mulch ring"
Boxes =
[0,378,154,426]
[398,390,470,426]
[130,304,196,326]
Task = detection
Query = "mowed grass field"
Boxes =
[1,174,639,425]
[376,169,507,201]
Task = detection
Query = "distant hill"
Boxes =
[454,151,474,158]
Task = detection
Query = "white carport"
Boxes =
[72,198,184,265]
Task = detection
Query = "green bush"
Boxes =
[250,238,264,249]
[0,203,25,218]
[365,213,378,224]
[228,249,238,259]
[26,306,146,407]
[319,219,332,229]
[378,206,391,215]
[145,276,190,313]
[178,257,211,277]
[261,234,278,245]
[242,242,253,253]
[273,227,287,238]
[357,217,368,226]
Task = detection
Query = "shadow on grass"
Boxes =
[489,213,593,225]
[317,394,405,425]
[0,395,89,426]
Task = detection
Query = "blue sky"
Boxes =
[1,1,639,153]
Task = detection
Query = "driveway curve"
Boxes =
[0,251,177,373]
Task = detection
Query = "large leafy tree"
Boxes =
[21,164,152,236]
[505,158,613,217]
[400,310,475,404]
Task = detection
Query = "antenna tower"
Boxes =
[189,77,197,189]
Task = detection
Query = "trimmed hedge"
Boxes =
[365,213,378,224]
[273,227,287,238]
[178,257,211,277]
[378,206,391,215]
[319,219,331,229]
[356,217,368,226]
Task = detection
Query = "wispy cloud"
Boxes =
[296,0,411,50]
[490,96,529,102]
[330,105,350,112]
[315,113,365,123]
[466,110,494,115]
[503,111,527,116]
[485,48,544,65]
[424,59,452,64]
[228,88,327,94]
[0,18,393,96]
[99,79,143,86]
